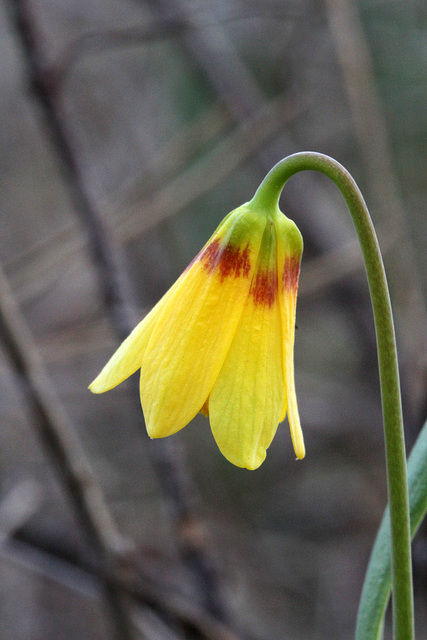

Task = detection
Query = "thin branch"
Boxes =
[0,481,43,546]
[121,103,230,196]
[54,19,188,89]
[7,0,228,625]
[8,104,228,305]
[5,530,250,640]
[140,0,380,372]
[116,94,298,242]
[8,95,295,307]
[0,263,134,639]
[52,5,301,89]
[7,0,137,340]
[325,0,427,412]
[299,221,398,298]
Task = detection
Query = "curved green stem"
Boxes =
[249,152,414,640]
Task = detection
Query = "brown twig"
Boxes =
[7,0,137,341]
[117,94,298,242]
[54,19,188,89]
[324,0,427,416]
[0,263,134,639]
[7,0,228,627]
[5,529,248,640]
[52,4,302,90]
[140,0,379,371]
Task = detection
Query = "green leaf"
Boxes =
[356,419,427,640]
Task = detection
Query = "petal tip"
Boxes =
[88,378,103,394]
[216,442,266,470]
[292,437,305,460]
[243,459,264,471]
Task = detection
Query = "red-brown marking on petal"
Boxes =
[250,269,277,307]
[283,255,301,291]
[200,239,251,280]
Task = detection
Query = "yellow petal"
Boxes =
[140,207,266,438]
[209,221,284,470]
[89,311,155,393]
[89,208,249,394]
[89,273,186,393]
[275,214,305,459]
[283,322,305,459]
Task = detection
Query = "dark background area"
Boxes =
[0,0,426,638]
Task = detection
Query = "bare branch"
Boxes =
[325,0,427,411]
[51,5,301,89]
[116,94,298,242]
[7,0,228,625]
[4,530,250,640]
[0,262,134,639]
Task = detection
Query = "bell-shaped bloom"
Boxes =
[89,202,304,470]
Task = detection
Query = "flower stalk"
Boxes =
[251,152,413,640]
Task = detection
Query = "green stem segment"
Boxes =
[249,152,414,640]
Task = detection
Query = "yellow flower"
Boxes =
[89,201,304,470]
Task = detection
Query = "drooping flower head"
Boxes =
[90,199,304,470]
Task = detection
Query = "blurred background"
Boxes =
[0,0,426,638]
